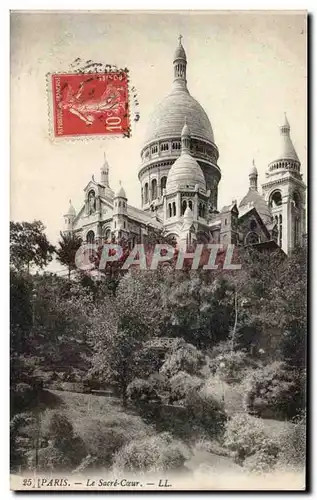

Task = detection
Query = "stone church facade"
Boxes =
[63,38,306,255]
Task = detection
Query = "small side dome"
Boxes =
[114,181,127,198]
[166,154,206,194]
[65,199,76,216]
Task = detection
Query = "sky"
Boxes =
[10,10,307,271]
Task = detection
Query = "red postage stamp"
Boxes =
[51,71,129,138]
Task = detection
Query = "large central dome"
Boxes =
[144,89,215,145]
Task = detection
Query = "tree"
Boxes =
[56,232,82,279]
[10,221,55,273]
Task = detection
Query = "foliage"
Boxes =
[41,411,86,467]
[163,272,235,348]
[223,413,280,467]
[76,419,128,467]
[168,371,203,403]
[56,232,82,279]
[127,378,160,403]
[28,445,73,472]
[10,220,55,272]
[184,387,227,437]
[160,340,206,378]
[243,362,305,420]
[212,351,258,384]
[277,411,306,470]
[112,432,190,473]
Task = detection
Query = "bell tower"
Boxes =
[262,114,306,254]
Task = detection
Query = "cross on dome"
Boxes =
[178,34,183,45]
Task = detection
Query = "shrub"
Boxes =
[77,419,129,467]
[27,445,72,472]
[277,412,306,470]
[168,371,203,403]
[112,432,190,473]
[214,351,257,384]
[223,413,279,468]
[160,341,206,378]
[185,387,227,437]
[244,362,305,420]
[127,378,160,403]
[11,383,34,412]
[41,411,86,467]
[42,411,74,444]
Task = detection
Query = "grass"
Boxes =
[46,389,153,441]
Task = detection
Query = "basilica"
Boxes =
[63,38,306,255]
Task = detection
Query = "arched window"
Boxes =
[292,191,301,209]
[141,187,144,204]
[151,179,157,200]
[161,176,167,193]
[182,199,187,215]
[104,229,111,242]
[245,231,260,245]
[172,202,176,216]
[188,200,193,210]
[269,190,282,208]
[118,201,121,207]
[144,183,149,204]
[168,203,172,218]
[201,205,206,218]
[86,230,95,243]
[198,203,202,217]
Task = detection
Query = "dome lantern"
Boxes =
[101,151,110,186]
[249,159,258,191]
[173,34,187,91]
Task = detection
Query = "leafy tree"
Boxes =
[163,271,234,348]
[87,295,144,404]
[10,221,55,273]
[56,232,82,279]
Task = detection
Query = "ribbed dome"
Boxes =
[239,189,272,226]
[144,90,215,145]
[166,153,206,194]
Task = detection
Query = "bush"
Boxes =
[160,341,206,378]
[244,362,305,420]
[214,351,257,384]
[223,413,279,468]
[168,371,203,403]
[11,383,34,411]
[185,387,227,437]
[277,412,306,470]
[127,378,160,403]
[27,445,72,472]
[112,432,190,473]
[41,411,86,467]
[78,419,129,467]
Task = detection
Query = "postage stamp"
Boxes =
[51,71,129,138]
